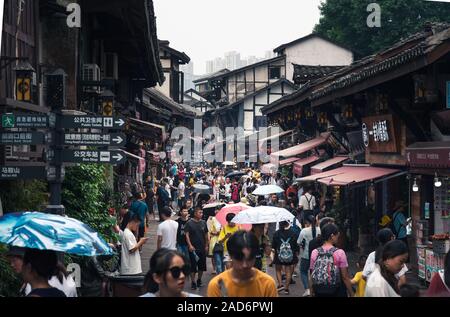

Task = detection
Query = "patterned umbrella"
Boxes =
[216,203,252,231]
[0,212,114,256]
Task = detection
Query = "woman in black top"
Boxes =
[22,249,66,297]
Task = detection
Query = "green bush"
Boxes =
[0,180,48,212]
[0,245,22,297]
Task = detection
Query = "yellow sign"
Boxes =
[17,78,31,101]
[102,101,113,116]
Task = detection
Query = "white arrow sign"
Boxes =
[115,119,125,126]
[112,136,123,144]
[112,153,123,162]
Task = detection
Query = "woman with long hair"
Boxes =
[365,240,409,297]
[142,248,200,297]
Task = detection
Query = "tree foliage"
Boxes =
[62,164,117,243]
[314,0,450,57]
[0,180,48,212]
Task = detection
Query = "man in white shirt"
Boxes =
[299,186,316,211]
[120,214,148,275]
[157,207,179,250]
[178,179,186,210]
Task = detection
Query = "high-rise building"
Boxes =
[206,60,214,74]
[181,62,196,91]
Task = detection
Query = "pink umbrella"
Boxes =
[216,203,252,231]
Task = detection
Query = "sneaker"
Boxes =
[302,289,311,297]
[284,289,290,295]
[197,279,202,287]
[292,273,297,278]
[191,282,197,290]
[277,285,284,292]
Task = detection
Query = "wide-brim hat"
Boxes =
[379,215,392,227]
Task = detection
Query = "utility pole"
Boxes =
[45,69,67,215]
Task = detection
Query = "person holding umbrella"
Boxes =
[218,213,241,270]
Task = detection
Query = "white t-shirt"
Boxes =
[178,182,185,198]
[365,265,400,297]
[362,251,408,279]
[299,193,316,210]
[297,226,321,259]
[25,274,78,297]
[157,219,179,250]
[224,184,231,197]
[120,228,142,275]
[165,184,172,199]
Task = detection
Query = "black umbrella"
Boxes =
[225,171,247,179]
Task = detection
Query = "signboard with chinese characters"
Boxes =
[361,114,400,153]
[0,166,47,180]
[61,150,126,164]
[0,132,46,145]
[425,249,445,283]
[60,116,125,129]
[63,133,126,146]
[1,114,51,129]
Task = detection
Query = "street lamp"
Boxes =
[434,173,442,188]
[101,90,115,116]
[412,178,419,192]
[14,60,35,102]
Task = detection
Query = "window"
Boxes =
[269,67,281,79]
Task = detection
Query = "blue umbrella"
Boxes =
[0,212,114,256]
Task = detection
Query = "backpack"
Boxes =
[389,212,402,236]
[278,237,294,264]
[311,247,341,295]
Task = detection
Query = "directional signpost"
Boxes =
[60,115,125,129]
[63,132,126,146]
[0,166,47,180]
[0,131,46,145]
[61,149,126,164]
[1,113,52,128]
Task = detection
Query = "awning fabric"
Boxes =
[129,117,165,132]
[311,157,349,175]
[406,141,450,168]
[279,157,300,166]
[271,133,330,158]
[293,156,320,176]
[298,166,400,186]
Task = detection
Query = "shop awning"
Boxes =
[271,133,330,158]
[297,166,401,186]
[293,156,320,176]
[279,157,300,166]
[311,157,349,175]
[129,117,165,132]
[406,141,450,168]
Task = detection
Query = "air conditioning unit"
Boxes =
[102,52,119,80]
[82,64,102,93]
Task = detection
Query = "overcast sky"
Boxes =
[154,0,324,75]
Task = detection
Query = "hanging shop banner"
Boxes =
[361,114,401,153]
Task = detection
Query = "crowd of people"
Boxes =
[4,162,450,298]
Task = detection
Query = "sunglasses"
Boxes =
[168,265,190,279]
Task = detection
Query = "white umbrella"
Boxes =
[222,161,236,166]
[252,184,284,196]
[203,202,226,209]
[231,206,294,224]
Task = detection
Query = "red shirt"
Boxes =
[426,272,450,297]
